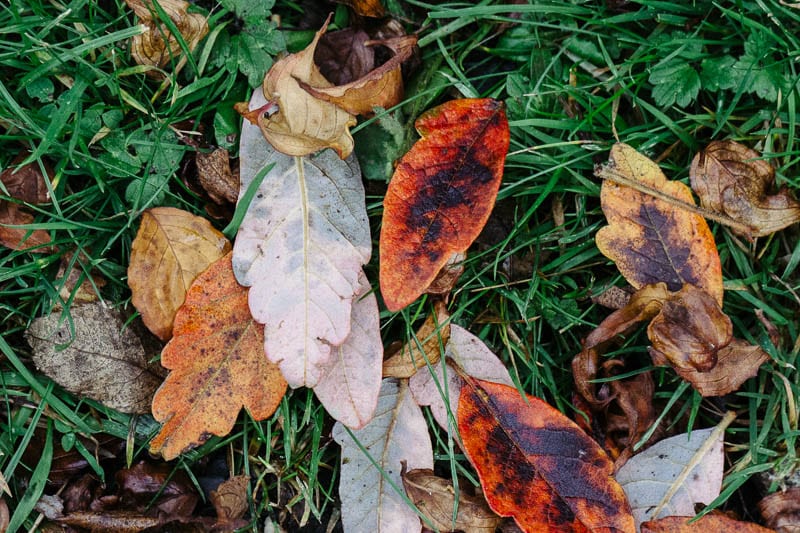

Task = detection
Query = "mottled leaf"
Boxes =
[458,377,634,532]
[333,378,433,533]
[380,98,510,311]
[233,89,371,388]
[150,253,287,460]
[128,207,231,341]
[196,148,238,204]
[596,143,723,305]
[641,512,775,533]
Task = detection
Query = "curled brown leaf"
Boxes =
[759,487,800,532]
[0,153,52,204]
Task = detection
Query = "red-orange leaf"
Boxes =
[379,98,509,311]
[150,252,287,460]
[458,376,634,533]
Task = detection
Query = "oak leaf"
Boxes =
[0,200,52,252]
[380,98,510,311]
[402,465,502,533]
[333,378,433,533]
[149,253,287,460]
[691,140,800,237]
[458,376,635,532]
[596,143,723,305]
[25,302,164,414]
[641,513,776,533]
[383,301,450,379]
[128,207,231,341]
[233,90,371,388]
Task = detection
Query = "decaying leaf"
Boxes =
[313,275,383,429]
[383,301,450,379]
[0,200,52,252]
[210,475,250,529]
[425,251,466,296]
[691,140,800,237]
[125,0,208,75]
[336,0,386,17]
[0,153,52,204]
[150,253,287,460]
[128,206,231,341]
[616,427,724,527]
[641,512,776,532]
[333,378,433,533]
[458,377,635,532]
[380,98,510,311]
[196,148,238,204]
[402,465,502,533]
[596,143,723,305]
[25,302,164,414]
[316,28,374,86]
[759,487,800,532]
[55,251,105,306]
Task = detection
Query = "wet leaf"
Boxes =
[380,98,510,311]
[641,512,776,533]
[0,200,52,252]
[116,461,198,517]
[402,465,502,533]
[383,301,450,379]
[336,0,386,17]
[759,487,800,532]
[333,378,433,533]
[125,0,208,75]
[25,302,164,414]
[196,148,238,204]
[690,140,800,237]
[458,376,634,532]
[150,253,287,460]
[313,275,383,429]
[0,153,51,204]
[596,143,723,305]
[128,206,231,341]
[233,90,371,388]
[617,426,724,527]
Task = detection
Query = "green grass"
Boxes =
[2,0,799,530]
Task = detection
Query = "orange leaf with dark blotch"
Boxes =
[596,143,723,305]
[149,252,287,460]
[641,512,776,532]
[380,98,509,311]
[458,376,635,533]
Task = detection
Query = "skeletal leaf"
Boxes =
[233,90,371,388]
[333,379,433,533]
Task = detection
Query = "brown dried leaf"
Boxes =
[196,148,238,204]
[0,200,52,252]
[210,475,249,526]
[335,0,386,17]
[116,461,198,517]
[759,487,800,532]
[425,251,466,296]
[315,28,374,86]
[592,285,634,310]
[383,301,450,378]
[641,512,776,532]
[402,465,502,533]
[58,510,164,532]
[691,140,800,237]
[0,153,52,204]
[55,251,106,305]
[125,0,208,75]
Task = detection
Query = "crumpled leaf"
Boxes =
[380,98,510,311]
[641,513,776,533]
[0,200,52,252]
[25,302,164,414]
[759,487,800,532]
[315,28,375,86]
[333,378,433,533]
[128,206,231,341]
[616,426,723,527]
[0,153,52,204]
[312,275,383,429]
[596,143,723,305]
[115,460,198,517]
[150,253,287,460]
[299,34,417,116]
[196,148,238,204]
[690,140,800,237]
[233,90,371,388]
[383,301,450,379]
[125,0,208,75]
[210,475,250,529]
[401,465,502,533]
[458,376,635,532]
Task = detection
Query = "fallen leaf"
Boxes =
[247,16,357,158]
[233,89,371,388]
[380,98,510,311]
[313,274,383,429]
[0,499,8,533]
[125,0,208,75]
[150,253,287,460]
[641,512,776,532]
[210,475,249,527]
[116,461,198,517]
[25,302,164,414]
[58,511,164,532]
[402,465,502,533]
[596,143,723,305]
[299,34,417,116]
[333,378,433,533]
[383,301,450,379]
[0,153,52,204]
[315,28,375,86]
[759,487,800,532]
[0,200,52,251]
[690,140,800,237]
[616,426,724,527]
[196,148,239,204]
[336,0,386,17]
[425,251,466,296]
[128,206,231,341]
[55,251,105,306]
[458,376,634,532]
